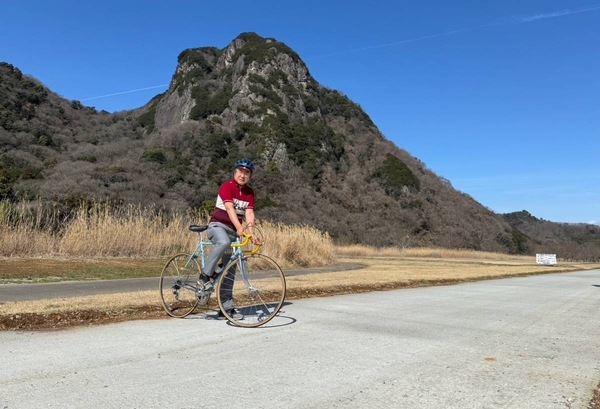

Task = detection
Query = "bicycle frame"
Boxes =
[187,229,258,289]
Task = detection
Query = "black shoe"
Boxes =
[198,274,213,291]
[218,309,243,320]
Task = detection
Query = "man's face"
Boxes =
[234,167,252,185]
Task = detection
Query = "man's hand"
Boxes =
[251,234,262,246]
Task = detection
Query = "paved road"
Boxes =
[0,262,361,302]
[1,270,599,408]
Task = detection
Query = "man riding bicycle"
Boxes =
[198,158,257,317]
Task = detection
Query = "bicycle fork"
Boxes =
[239,256,257,292]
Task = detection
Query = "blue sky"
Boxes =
[2,1,599,225]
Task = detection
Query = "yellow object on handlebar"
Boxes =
[231,232,262,255]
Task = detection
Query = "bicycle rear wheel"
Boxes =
[160,253,199,318]
[217,254,286,327]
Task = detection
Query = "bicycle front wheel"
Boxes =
[159,253,199,318]
[217,254,286,327]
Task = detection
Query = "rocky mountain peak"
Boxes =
[153,33,315,131]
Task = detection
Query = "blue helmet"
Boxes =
[234,158,255,173]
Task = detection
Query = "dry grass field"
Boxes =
[2,248,599,331]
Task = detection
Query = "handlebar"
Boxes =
[231,232,262,255]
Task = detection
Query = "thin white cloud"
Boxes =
[81,84,169,101]
[314,27,479,58]
[517,5,600,23]
[312,4,600,60]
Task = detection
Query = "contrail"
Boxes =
[311,27,482,59]
[517,5,600,23]
[312,4,600,59]
[81,84,169,101]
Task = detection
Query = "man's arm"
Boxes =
[244,208,255,233]
[244,208,261,244]
[224,202,244,236]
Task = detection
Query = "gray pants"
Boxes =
[203,222,238,310]
[202,222,237,277]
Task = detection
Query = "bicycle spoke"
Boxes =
[217,254,286,327]
[159,253,200,318]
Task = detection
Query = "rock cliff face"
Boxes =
[154,85,194,129]
[154,35,316,132]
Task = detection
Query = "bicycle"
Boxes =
[159,224,286,327]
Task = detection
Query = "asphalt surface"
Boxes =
[0,262,361,302]
[1,269,599,408]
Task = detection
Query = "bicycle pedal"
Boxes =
[196,296,210,306]
[196,287,213,297]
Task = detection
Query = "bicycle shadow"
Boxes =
[228,301,297,328]
[188,301,297,328]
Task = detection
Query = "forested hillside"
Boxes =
[1,34,598,258]
[502,211,600,260]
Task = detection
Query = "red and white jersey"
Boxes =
[210,179,255,230]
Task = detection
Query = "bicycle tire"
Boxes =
[216,254,286,327]
[159,253,200,318]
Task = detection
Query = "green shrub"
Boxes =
[138,104,157,132]
[37,134,54,146]
[279,118,344,177]
[319,89,374,125]
[189,85,232,119]
[174,48,221,93]
[372,154,420,198]
[234,32,302,67]
[141,147,167,164]
[510,228,530,254]
[71,100,84,110]
[43,158,58,168]
[255,197,277,211]
[78,155,97,163]
[160,158,191,187]
[105,166,126,174]
[248,80,283,106]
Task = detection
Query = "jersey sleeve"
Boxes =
[218,180,235,203]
